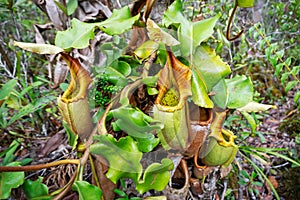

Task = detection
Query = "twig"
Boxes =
[220,179,228,200]
[0,159,79,172]
[253,24,300,83]
[0,43,14,73]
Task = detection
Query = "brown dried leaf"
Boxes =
[92,155,116,200]
[44,0,67,30]
[75,0,112,21]
[39,129,66,157]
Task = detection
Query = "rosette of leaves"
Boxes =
[153,50,192,151]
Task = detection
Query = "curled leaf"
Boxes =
[13,41,64,54]
[237,101,277,112]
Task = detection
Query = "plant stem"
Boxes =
[240,151,280,200]
[0,159,79,172]
[254,24,300,83]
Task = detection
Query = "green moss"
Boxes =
[279,116,300,136]
[161,89,179,107]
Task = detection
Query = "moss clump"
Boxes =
[161,89,179,107]
[278,167,300,199]
[279,116,300,136]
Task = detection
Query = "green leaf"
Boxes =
[22,177,51,200]
[162,0,186,28]
[275,63,284,77]
[111,61,132,77]
[98,7,140,35]
[162,0,219,56]
[241,111,256,133]
[142,76,158,87]
[7,95,56,127]
[100,36,127,68]
[90,135,143,183]
[0,162,25,199]
[146,19,180,46]
[211,79,228,109]
[183,14,219,56]
[285,80,297,93]
[72,181,102,200]
[294,90,300,104]
[63,121,78,150]
[226,75,254,109]
[237,0,255,8]
[281,72,290,84]
[134,40,159,60]
[67,0,78,16]
[2,140,19,165]
[193,46,231,91]
[54,1,67,15]
[191,69,214,108]
[55,7,139,49]
[55,18,95,49]
[110,106,163,152]
[105,66,128,86]
[136,158,174,194]
[14,41,64,55]
[237,101,277,112]
[147,87,159,95]
[0,79,17,101]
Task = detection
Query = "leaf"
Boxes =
[105,66,128,86]
[225,75,254,109]
[100,36,128,68]
[110,106,163,152]
[162,0,219,56]
[192,45,231,91]
[211,79,228,109]
[63,121,78,150]
[14,41,64,54]
[22,177,51,200]
[191,69,214,108]
[98,7,140,35]
[180,14,219,56]
[135,158,174,194]
[285,80,297,93]
[90,135,143,183]
[237,101,277,112]
[2,140,19,165]
[55,7,139,49]
[241,111,257,133]
[7,95,56,127]
[134,40,159,59]
[146,19,179,46]
[55,18,95,49]
[72,181,102,200]
[0,162,25,199]
[237,0,255,8]
[0,140,19,159]
[111,61,132,77]
[0,79,17,101]
[67,0,78,16]
[294,90,300,104]
[142,76,158,87]
[162,0,186,28]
